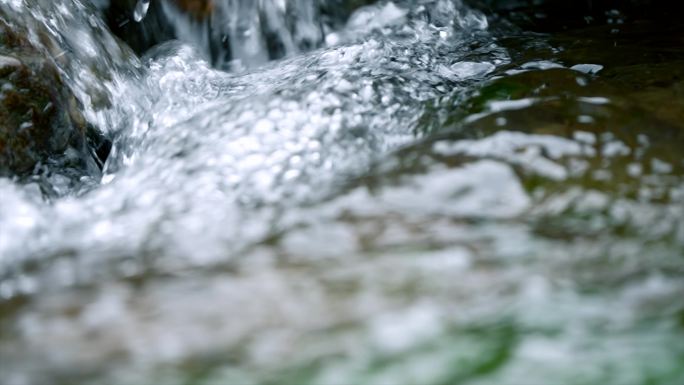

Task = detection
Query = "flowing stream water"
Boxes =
[0,1,683,384]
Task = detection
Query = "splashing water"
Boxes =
[1,0,683,384]
[133,0,150,22]
[152,0,489,69]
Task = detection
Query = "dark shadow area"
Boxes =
[471,0,684,31]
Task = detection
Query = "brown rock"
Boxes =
[0,20,94,177]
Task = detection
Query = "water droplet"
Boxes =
[133,0,150,23]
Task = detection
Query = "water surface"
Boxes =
[0,1,683,384]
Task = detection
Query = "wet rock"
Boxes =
[0,20,101,178]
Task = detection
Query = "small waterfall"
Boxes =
[141,0,487,70]
[150,0,344,70]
